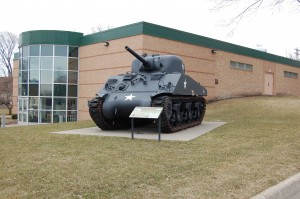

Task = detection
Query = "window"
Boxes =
[41,57,53,69]
[29,57,39,70]
[55,46,67,57]
[29,97,39,109]
[40,84,52,96]
[40,98,52,110]
[54,71,67,83]
[18,44,79,124]
[68,71,78,84]
[30,45,40,56]
[41,45,53,56]
[22,58,29,70]
[40,70,53,84]
[29,84,39,96]
[68,85,77,97]
[54,98,66,110]
[69,47,78,57]
[68,58,78,70]
[54,57,68,70]
[230,61,253,71]
[54,84,66,96]
[284,71,298,79]
[22,46,29,57]
[29,70,39,83]
[21,71,28,83]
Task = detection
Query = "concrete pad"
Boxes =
[51,122,226,141]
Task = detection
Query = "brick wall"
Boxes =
[12,60,19,115]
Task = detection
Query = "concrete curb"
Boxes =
[251,172,300,199]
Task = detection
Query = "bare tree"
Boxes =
[212,0,300,33]
[0,31,18,77]
[0,32,17,115]
[0,77,13,115]
[91,25,114,33]
[288,47,300,60]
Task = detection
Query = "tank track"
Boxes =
[89,97,130,130]
[89,96,206,133]
[152,96,206,133]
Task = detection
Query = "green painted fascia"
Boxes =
[80,22,144,46]
[13,52,19,60]
[141,22,300,68]
[19,30,83,47]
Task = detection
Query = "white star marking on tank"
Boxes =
[125,94,136,101]
[184,79,187,89]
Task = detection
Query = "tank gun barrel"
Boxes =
[125,46,149,67]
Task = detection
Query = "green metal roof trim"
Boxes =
[80,22,144,46]
[142,22,300,68]
[19,30,83,47]
[80,21,300,68]
[13,52,19,60]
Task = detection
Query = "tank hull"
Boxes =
[89,94,206,133]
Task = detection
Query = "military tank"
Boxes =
[89,46,207,133]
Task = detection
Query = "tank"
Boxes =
[88,46,207,133]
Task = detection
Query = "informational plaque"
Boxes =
[129,107,163,119]
[129,107,164,141]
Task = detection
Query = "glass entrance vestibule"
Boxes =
[18,44,78,124]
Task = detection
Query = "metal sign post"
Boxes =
[129,107,163,141]
[1,114,5,128]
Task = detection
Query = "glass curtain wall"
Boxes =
[18,45,78,123]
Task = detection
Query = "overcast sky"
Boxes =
[1,0,299,57]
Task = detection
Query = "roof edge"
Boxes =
[19,30,83,47]
[80,22,145,46]
[141,22,300,68]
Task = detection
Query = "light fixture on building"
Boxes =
[211,49,217,54]
[103,41,109,46]
[215,79,219,85]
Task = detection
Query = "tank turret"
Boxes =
[126,46,184,74]
[89,46,207,133]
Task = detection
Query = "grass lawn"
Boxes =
[0,96,299,199]
[0,108,9,115]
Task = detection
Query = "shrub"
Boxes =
[11,114,18,120]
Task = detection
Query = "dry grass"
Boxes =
[0,108,9,115]
[0,96,299,199]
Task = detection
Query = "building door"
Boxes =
[18,98,28,123]
[264,73,274,95]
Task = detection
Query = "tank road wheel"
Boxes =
[152,96,206,133]
[89,97,130,130]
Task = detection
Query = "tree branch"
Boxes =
[0,32,18,77]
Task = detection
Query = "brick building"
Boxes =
[12,22,300,124]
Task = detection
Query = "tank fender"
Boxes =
[173,75,207,96]
[102,93,152,120]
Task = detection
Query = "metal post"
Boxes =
[1,114,5,128]
[158,116,161,141]
[131,118,134,139]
